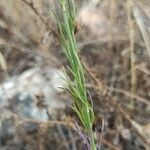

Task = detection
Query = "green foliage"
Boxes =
[55,0,96,149]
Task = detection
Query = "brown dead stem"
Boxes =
[21,0,59,39]
[127,0,136,108]
[82,60,150,147]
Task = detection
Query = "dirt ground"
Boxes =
[0,0,150,150]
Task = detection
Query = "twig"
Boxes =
[86,83,150,106]
[82,61,150,147]
[136,64,150,75]
[127,0,136,107]
[107,86,150,106]
[0,108,74,128]
[98,118,105,150]
[21,0,59,38]
[101,138,121,150]
[78,34,128,49]
[132,2,150,58]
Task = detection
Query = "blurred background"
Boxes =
[0,0,150,150]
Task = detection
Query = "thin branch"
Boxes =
[127,0,136,106]
[0,108,74,128]
[107,86,150,106]
[21,0,59,38]
[82,60,150,147]
[132,2,150,58]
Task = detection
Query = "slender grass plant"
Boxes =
[55,0,96,149]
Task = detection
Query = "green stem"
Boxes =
[57,0,96,149]
[84,107,96,150]
[89,127,96,150]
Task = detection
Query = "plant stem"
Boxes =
[56,0,96,149]
[84,107,96,150]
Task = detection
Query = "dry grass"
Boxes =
[0,0,150,149]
